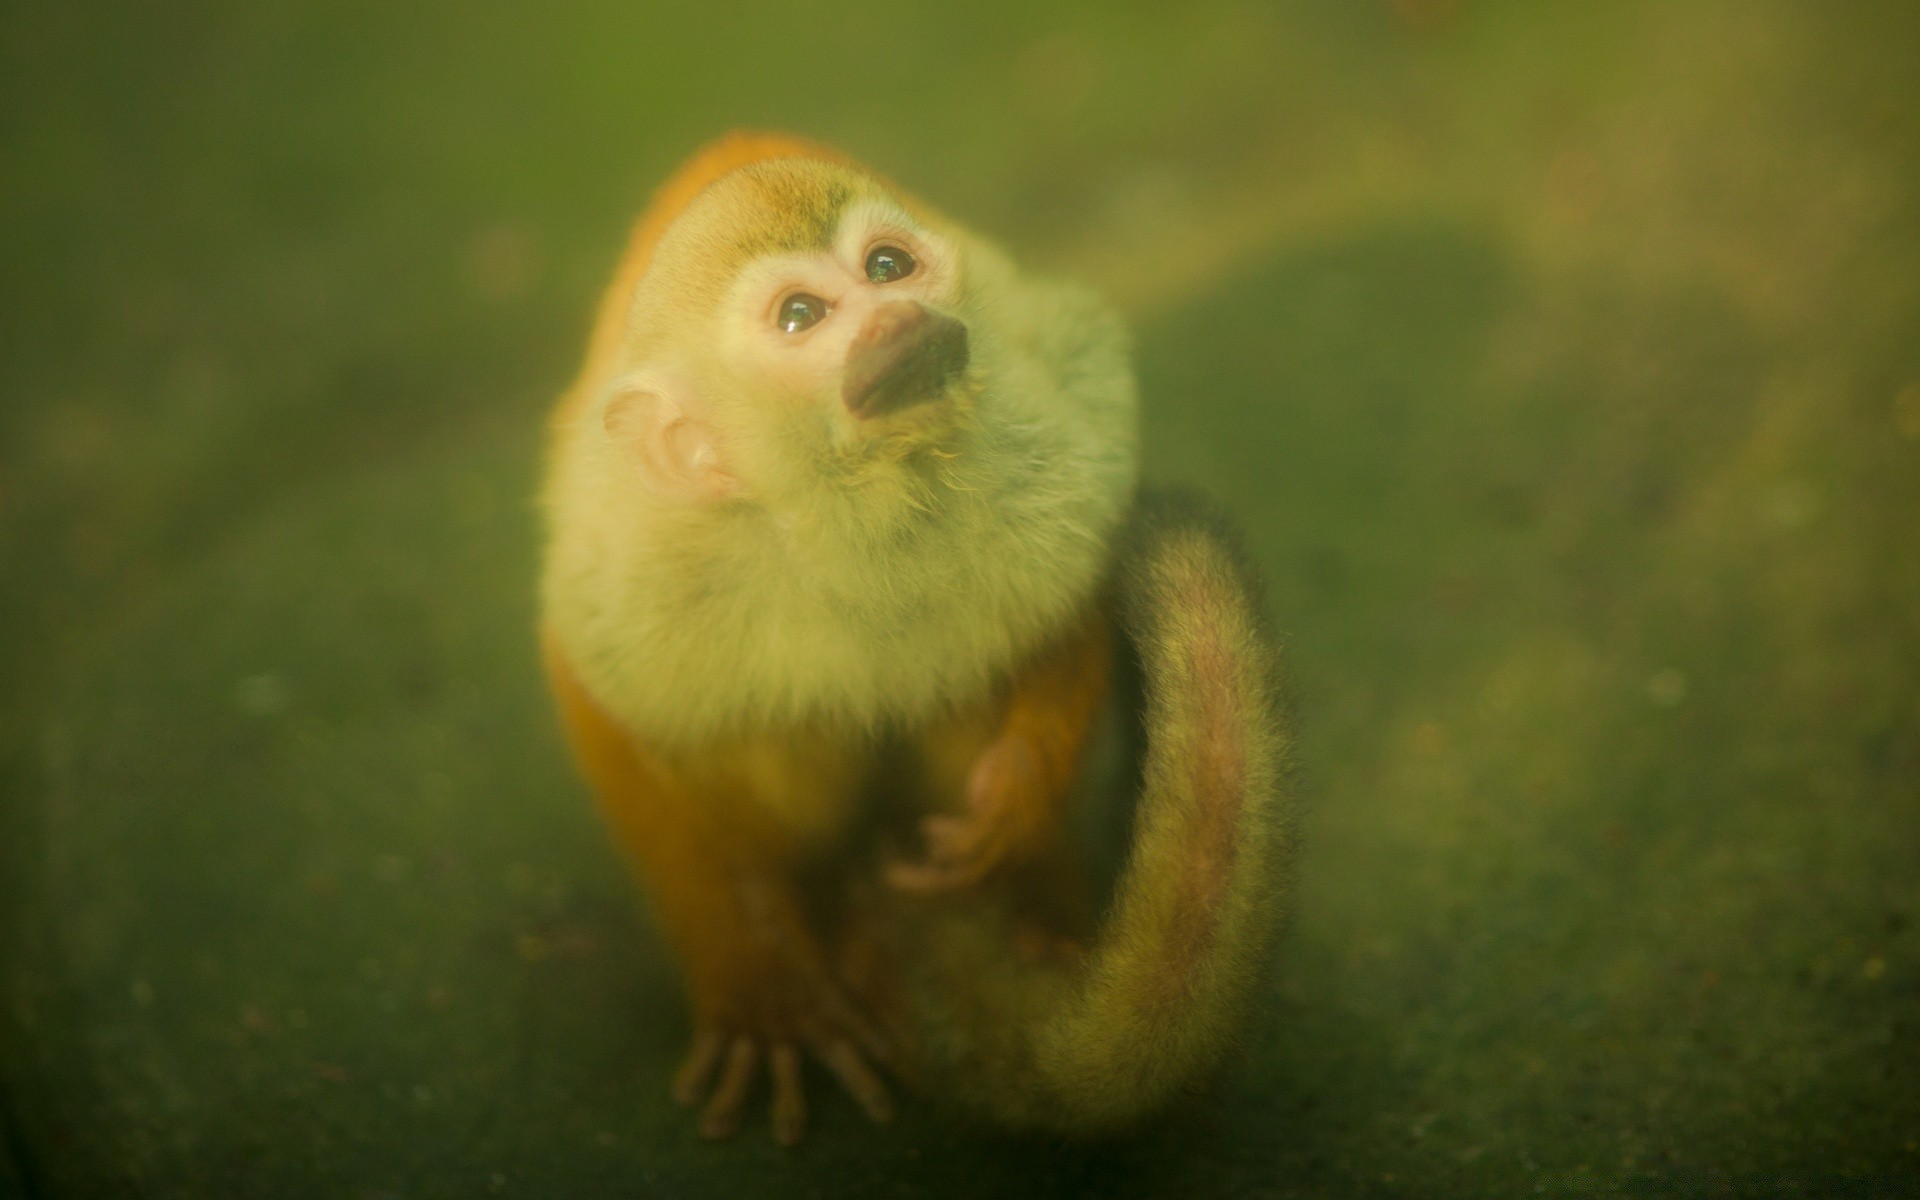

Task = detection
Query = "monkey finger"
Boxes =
[769,1043,807,1146]
[699,1037,760,1140]
[885,838,997,892]
[919,814,981,860]
[815,1038,894,1124]
[673,1027,726,1106]
[884,856,960,893]
[937,812,1023,869]
[885,856,975,893]
[884,816,989,888]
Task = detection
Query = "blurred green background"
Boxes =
[3,1,1916,1196]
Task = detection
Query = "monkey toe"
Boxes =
[886,814,1010,893]
[673,1027,727,1106]
[675,962,897,1144]
[769,1043,807,1145]
[811,1034,894,1124]
[697,1036,759,1139]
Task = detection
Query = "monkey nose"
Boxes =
[842,301,970,420]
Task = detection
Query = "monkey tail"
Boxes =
[882,488,1294,1134]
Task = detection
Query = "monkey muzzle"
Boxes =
[842,300,970,420]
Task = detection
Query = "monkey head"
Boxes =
[544,142,1138,740]
[597,156,1014,507]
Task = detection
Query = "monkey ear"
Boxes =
[601,379,737,501]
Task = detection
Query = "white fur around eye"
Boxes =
[730,253,847,333]
[834,202,946,281]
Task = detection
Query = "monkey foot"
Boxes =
[888,738,1050,893]
[673,969,894,1145]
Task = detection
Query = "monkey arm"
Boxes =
[542,637,894,1144]
[889,609,1113,893]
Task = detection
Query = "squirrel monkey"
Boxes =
[539,133,1290,1144]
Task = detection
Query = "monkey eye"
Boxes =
[777,293,827,333]
[864,244,916,284]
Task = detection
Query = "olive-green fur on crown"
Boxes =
[634,159,869,318]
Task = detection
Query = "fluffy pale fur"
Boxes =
[541,159,1138,745]
[539,135,1289,1141]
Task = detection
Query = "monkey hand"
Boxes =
[888,735,1054,893]
[674,881,895,1145]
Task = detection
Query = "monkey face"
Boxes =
[721,197,974,427]
[603,163,991,504]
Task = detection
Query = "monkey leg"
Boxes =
[545,642,892,1145]
[889,611,1112,893]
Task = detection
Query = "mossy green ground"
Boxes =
[3,2,1916,1196]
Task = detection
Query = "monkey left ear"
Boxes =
[601,377,737,501]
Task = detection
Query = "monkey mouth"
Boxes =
[842,300,971,421]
